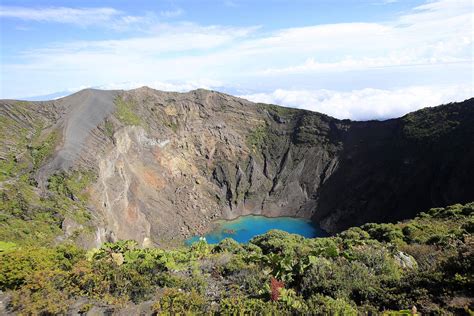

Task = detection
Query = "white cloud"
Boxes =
[240,84,473,120]
[94,79,224,92]
[254,0,473,75]
[160,9,184,18]
[4,0,472,77]
[399,0,473,24]
[16,23,257,56]
[0,6,119,24]
[261,57,470,75]
[0,25,258,99]
[0,5,154,29]
[376,0,398,4]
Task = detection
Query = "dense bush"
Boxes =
[152,288,207,314]
[0,244,84,289]
[306,294,357,315]
[213,237,245,254]
[0,202,472,314]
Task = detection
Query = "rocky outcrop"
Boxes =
[1,87,473,246]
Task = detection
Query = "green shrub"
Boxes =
[362,223,405,244]
[48,170,96,202]
[115,96,142,126]
[71,258,156,304]
[0,241,16,252]
[227,266,269,295]
[222,254,248,275]
[351,245,401,281]
[308,238,340,258]
[29,131,59,169]
[214,238,245,254]
[250,229,305,256]
[339,227,371,246]
[0,245,84,290]
[461,218,474,234]
[153,288,207,314]
[306,294,358,315]
[104,120,114,137]
[301,256,382,304]
[220,295,282,314]
[10,269,70,315]
[247,124,269,152]
[189,237,212,258]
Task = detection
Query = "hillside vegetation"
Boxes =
[1,91,473,314]
[0,202,472,315]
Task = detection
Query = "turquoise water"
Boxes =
[186,215,327,245]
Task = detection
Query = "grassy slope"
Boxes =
[0,101,96,248]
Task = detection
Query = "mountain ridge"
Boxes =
[0,87,473,247]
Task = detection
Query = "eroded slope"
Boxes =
[1,87,473,247]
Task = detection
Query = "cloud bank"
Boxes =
[240,84,473,120]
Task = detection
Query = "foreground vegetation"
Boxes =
[0,203,472,315]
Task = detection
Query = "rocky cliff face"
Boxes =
[1,87,473,247]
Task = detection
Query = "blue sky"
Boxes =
[0,0,472,119]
